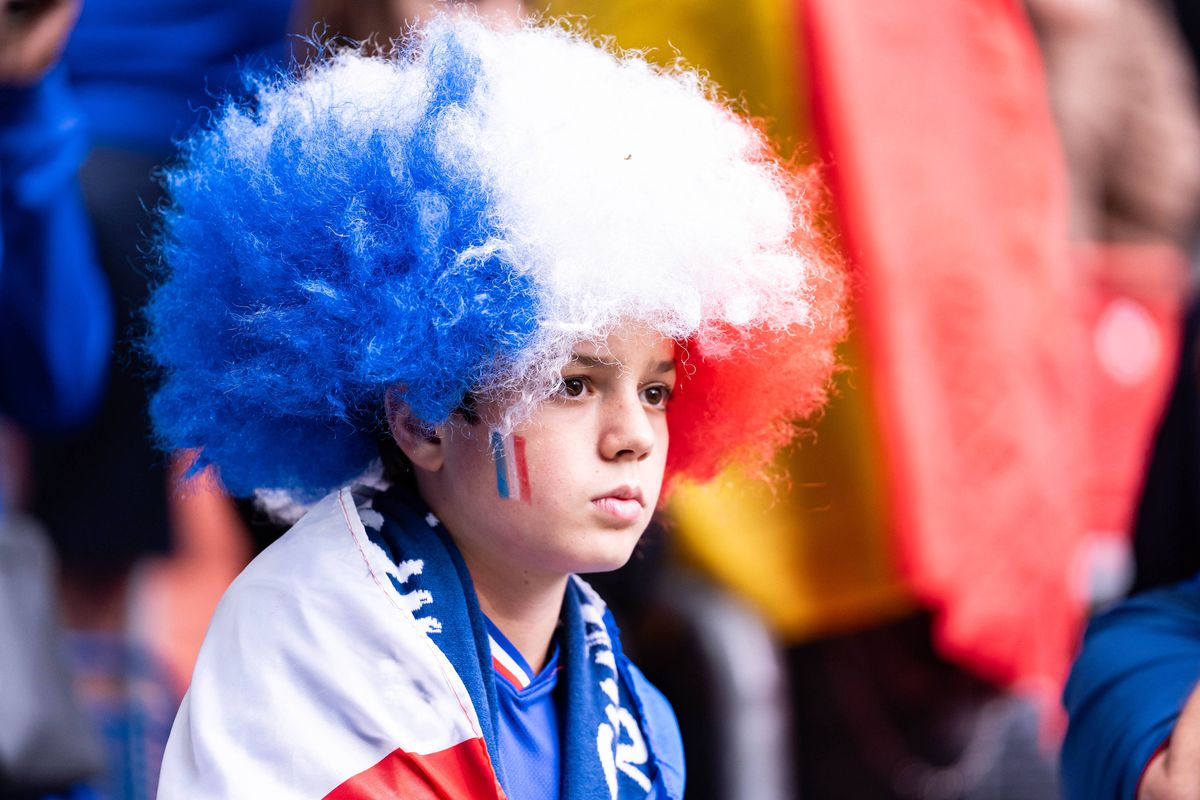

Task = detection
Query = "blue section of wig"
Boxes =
[145,28,539,497]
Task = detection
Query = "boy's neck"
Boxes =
[467,557,567,675]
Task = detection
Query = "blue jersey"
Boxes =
[486,617,563,799]
[484,613,686,800]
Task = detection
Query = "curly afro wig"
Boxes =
[144,15,847,498]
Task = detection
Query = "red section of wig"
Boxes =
[665,206,848,490]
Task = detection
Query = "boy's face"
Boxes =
[412,325,676,583]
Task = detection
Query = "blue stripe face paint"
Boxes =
[491,431,510,499]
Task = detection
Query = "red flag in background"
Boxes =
[804,0,1092,698]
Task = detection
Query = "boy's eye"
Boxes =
[559,377,587,398]
[641,384,671,409]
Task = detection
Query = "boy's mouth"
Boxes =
[591,486,644,523]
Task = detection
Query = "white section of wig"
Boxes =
[242,19,827,434]
[422,19,824,425]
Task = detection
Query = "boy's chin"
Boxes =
[569,536,644,575]
[576,553,636,575]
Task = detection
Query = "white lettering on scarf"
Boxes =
[577,580,651,798]
[359,494,442,634]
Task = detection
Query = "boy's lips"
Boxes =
[591,486,644,523]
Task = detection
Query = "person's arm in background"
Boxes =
[1063,575,1200,800]
[0,0,110,432]
[1138,684,1200,800]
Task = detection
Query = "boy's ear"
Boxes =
[385,390,444,472]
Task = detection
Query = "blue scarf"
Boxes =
[363,484,671,800]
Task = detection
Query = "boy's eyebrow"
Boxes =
[567,354,614,368]
[566,355,677,374]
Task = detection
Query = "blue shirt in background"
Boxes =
[63,0,295,154]
[0,67,111,438]
[1062,573,1200,800]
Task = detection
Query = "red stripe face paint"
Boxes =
[490,432,531,503]
[512,436,531,503]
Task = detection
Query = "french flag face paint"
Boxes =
[491,432,531,502]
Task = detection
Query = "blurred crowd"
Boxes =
[3,1,1200,799]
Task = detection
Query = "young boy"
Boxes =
[147,15,844,800]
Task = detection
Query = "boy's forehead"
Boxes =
[568,327,676,367]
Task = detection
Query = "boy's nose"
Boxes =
[599,392,656,462]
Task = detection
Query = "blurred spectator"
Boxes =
[1,0,111,795]
[1031,0,1200,246]
[1063,526,1200,800]
[1059,302,1200,799]
[1130,0,1200,596]
[0,1,109,431]
[8,3,294,797]
[298,0,522,49]
[34,0,294,600]
[1027,0,1200,604]
[0,0,77,86]
[1039,2,1200,799]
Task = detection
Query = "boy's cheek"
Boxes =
[520,449,588,509]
